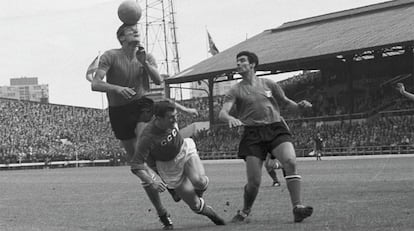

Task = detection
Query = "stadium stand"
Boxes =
[3,70,414,168]
[3,1,414,169]
[0,98,124,167]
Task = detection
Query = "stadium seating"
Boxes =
[2,71,414,165]
[0,98,123,165]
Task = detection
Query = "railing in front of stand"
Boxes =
[198,145,414,160]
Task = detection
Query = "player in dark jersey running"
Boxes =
[131,101,225,227]
[91,23,177,229]
[219,51,313,223]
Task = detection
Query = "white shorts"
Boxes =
[156,138,198,189]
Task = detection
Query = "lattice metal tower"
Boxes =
[138,0,181,99]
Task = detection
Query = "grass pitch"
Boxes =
[1,155,413,231]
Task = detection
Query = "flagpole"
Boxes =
[205,26,209,58]
[96,50,101,65]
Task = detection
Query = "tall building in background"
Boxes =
[0,77,49,103]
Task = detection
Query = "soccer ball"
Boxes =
[118,0,142,25]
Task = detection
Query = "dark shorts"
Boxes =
[108,97,154,140]
[315,149,323,156]
[238,122,293,160]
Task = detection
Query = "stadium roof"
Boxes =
[166,0,414,84]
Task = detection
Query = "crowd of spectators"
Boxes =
[190,114,414,153]
[189,71,414,152]
[2,71,414,164]
[288,115,414,149]
[0,98,123,164]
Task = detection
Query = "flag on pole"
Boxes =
[207,31,219,56]
[86,52,101,82]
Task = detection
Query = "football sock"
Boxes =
[242,184,258,214]
[268,170,279,182]
[285,175,302,207]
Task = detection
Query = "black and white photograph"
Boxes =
[1,0,413,230]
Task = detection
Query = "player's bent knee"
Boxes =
[282,158,296,172]
[194,175,209,189]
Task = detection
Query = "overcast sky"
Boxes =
[0,0,387,109]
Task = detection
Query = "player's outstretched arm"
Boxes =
[219,100,243,128]
[91,69,115,93]
[396,83,414,102]
[286,98,313,112]
[132,164,167,193]
[167,99,199,117]
[132,136,166,192]
[91,69,137,99]
[273,83,312,112]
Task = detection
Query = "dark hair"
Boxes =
[154,100,176,117]
[116,23,138,44]
[135,97,154,113]
[116,24,129,41]
[236,51,259,67]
